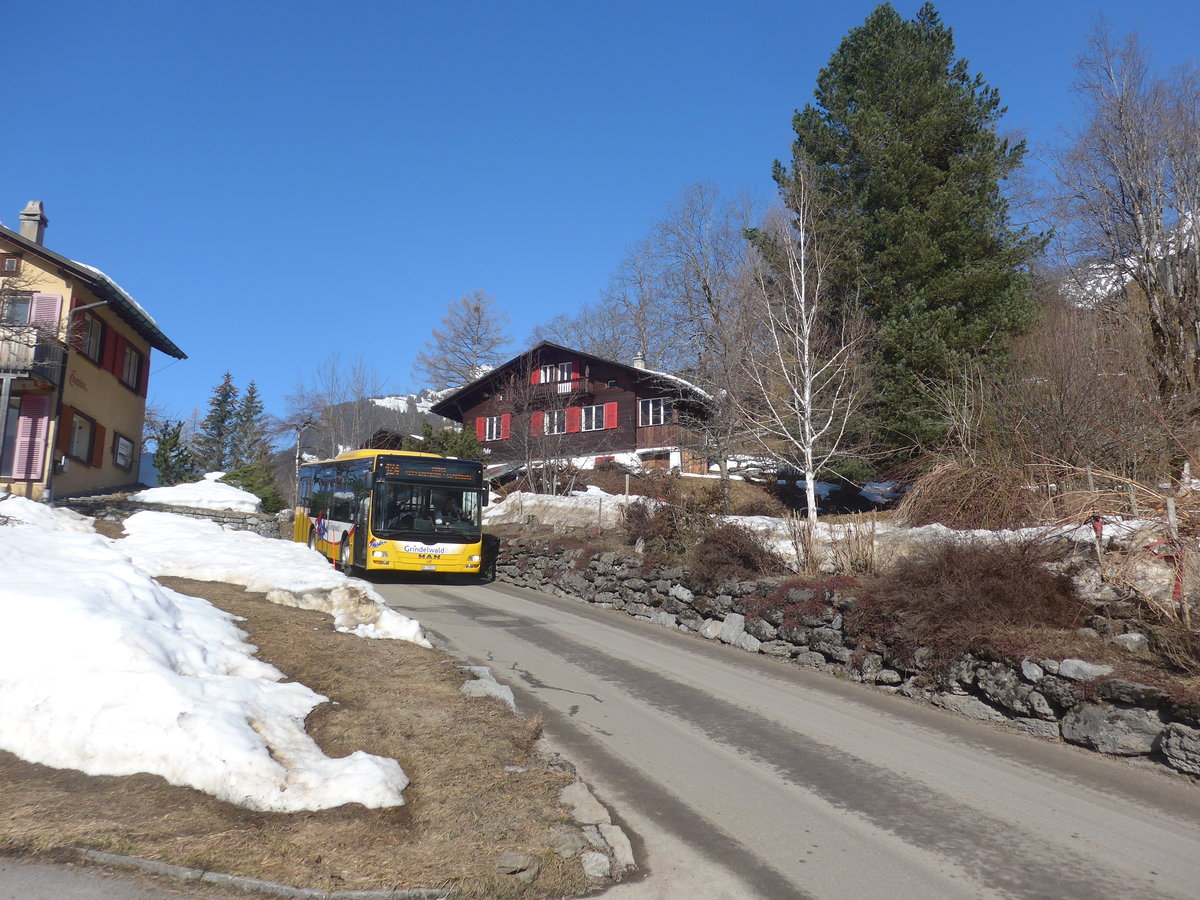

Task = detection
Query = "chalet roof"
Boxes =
[0,223,186,360]
[429,340,711,420]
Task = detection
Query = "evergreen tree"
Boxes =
[151,420,194,487]
[224,380,286,513]
[193,372,239,472]
[780,2,1046,450]
[402,421,486,461]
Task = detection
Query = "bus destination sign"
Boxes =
[377,458,480,485]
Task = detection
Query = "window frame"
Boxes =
[79,312,104,364]
[112,432,135,472]
[544,409,566,435]
[580,404,606,432]
[0,291,32,326]
[484,415,503,442]
[120,343,143,390]
[68,410,96,463]
[639,397,672,427]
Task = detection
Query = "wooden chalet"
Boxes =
[429,342,712,474]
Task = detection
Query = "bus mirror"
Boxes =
[364,472,374,490]
[481,490,489,507]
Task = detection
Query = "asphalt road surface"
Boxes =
[378,575,1200,900]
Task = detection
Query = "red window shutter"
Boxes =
[604,401,619,430]
[30,293,62,330]
[530,367,540,385]
[500,413,511,440]
[530,412,543,438]
[475,417,487,441]
[101,327,117,372]
[111,334,127,377]
[571,359,581,380]
[91,423,106,468]
[57,406,74,454]
[12,395,50,480]
[566,407,581,433]
[136,348,150,396]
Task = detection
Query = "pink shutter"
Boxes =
[30,293,62,330]
[530,412,543,438]
[11,395,50,480]
[500,413,511,440]
[566,407,581,433]
[604,401,618,430]
[475,417,487,441]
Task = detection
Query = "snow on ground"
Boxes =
[0,494,95,533]
[0,501,410,811]
[119,511,431,646]
[130,472,261,513]
[484,487,628,529]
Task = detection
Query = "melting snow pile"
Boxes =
[130,472,262,513]
[0,495,409,811]
[119,511,431,645]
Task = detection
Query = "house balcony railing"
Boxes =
[533,377,594,398]
[0,326,67,387]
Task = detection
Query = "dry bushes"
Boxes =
[847,537,1087,674]
[897,463,1049,530]
[686,523,787,592]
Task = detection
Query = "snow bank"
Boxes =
[0,514,408,811]
[484,488,627,529]
[119,511,431,647]
[130,472,262,512]
[0,494,95,533]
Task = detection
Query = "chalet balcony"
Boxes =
[0,326,67,387]
[534,377,594,398]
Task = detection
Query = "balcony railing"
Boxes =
[534,377,594,397]
[0,325,67,387]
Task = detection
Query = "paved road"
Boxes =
[378,576,1200,900]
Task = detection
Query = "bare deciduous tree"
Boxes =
[735,174,866,523]
[413,291,512,390]
[1054,25,1200,406]
[285,354,390,460]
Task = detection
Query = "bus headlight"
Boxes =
[468,555,481,563]
[372,550,388,559]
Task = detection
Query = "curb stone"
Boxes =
[75,849,453,898]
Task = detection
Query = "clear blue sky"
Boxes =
[6,1,1198,425]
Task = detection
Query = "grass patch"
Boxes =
[0,578,588,898]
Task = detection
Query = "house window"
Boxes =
[0,255,19,276]
[120,344,143,389]
[0,292,31,325]
[0,396,18,476]
[69,411,95,462]
[639,398,673,427]
[580,404,606,431]
[79,313,104,364]
[112,433,135,471]
[484,416,503,442]
[544,409,565,435]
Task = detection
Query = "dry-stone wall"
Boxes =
[57,495,285,538]
[496,536,1200,779]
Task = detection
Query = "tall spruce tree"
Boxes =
[193,372,239,472]
[780,2,1046,451]
[151,420,194,486]
[224,380,286,513]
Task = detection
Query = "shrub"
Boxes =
[897,462,1048,530]
[846,537,1086,675]
[687,523,787,592]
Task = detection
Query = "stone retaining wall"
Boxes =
[57,495,286,539]
[496,536,1200,778]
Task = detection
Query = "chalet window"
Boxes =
[580,404,606,432]
[112,432,135,471]
[69,411,96,462]
[120,344,143,390]
[544,409,565,435]
[639,398,672,427]
[0,292,31,325]
[484,416,503,441]
[79,312,104,363]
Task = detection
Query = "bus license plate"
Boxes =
[422,564,437,571]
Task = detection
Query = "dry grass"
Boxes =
[0,578,589,898]
[897,462,1049,530]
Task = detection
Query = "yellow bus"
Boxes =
[294,449,487,575]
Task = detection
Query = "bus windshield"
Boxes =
[372,480,482,540]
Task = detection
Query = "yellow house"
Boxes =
[0,202,186,500]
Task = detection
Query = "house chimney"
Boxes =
[18,201,48,245]
[632,353,646,370]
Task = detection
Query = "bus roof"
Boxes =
[330,449,444,462]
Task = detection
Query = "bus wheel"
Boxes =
[339,539,356,576]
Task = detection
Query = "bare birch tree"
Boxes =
[735,171,865,523]
[1054,25,1200,407]
[413,290,512,390]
